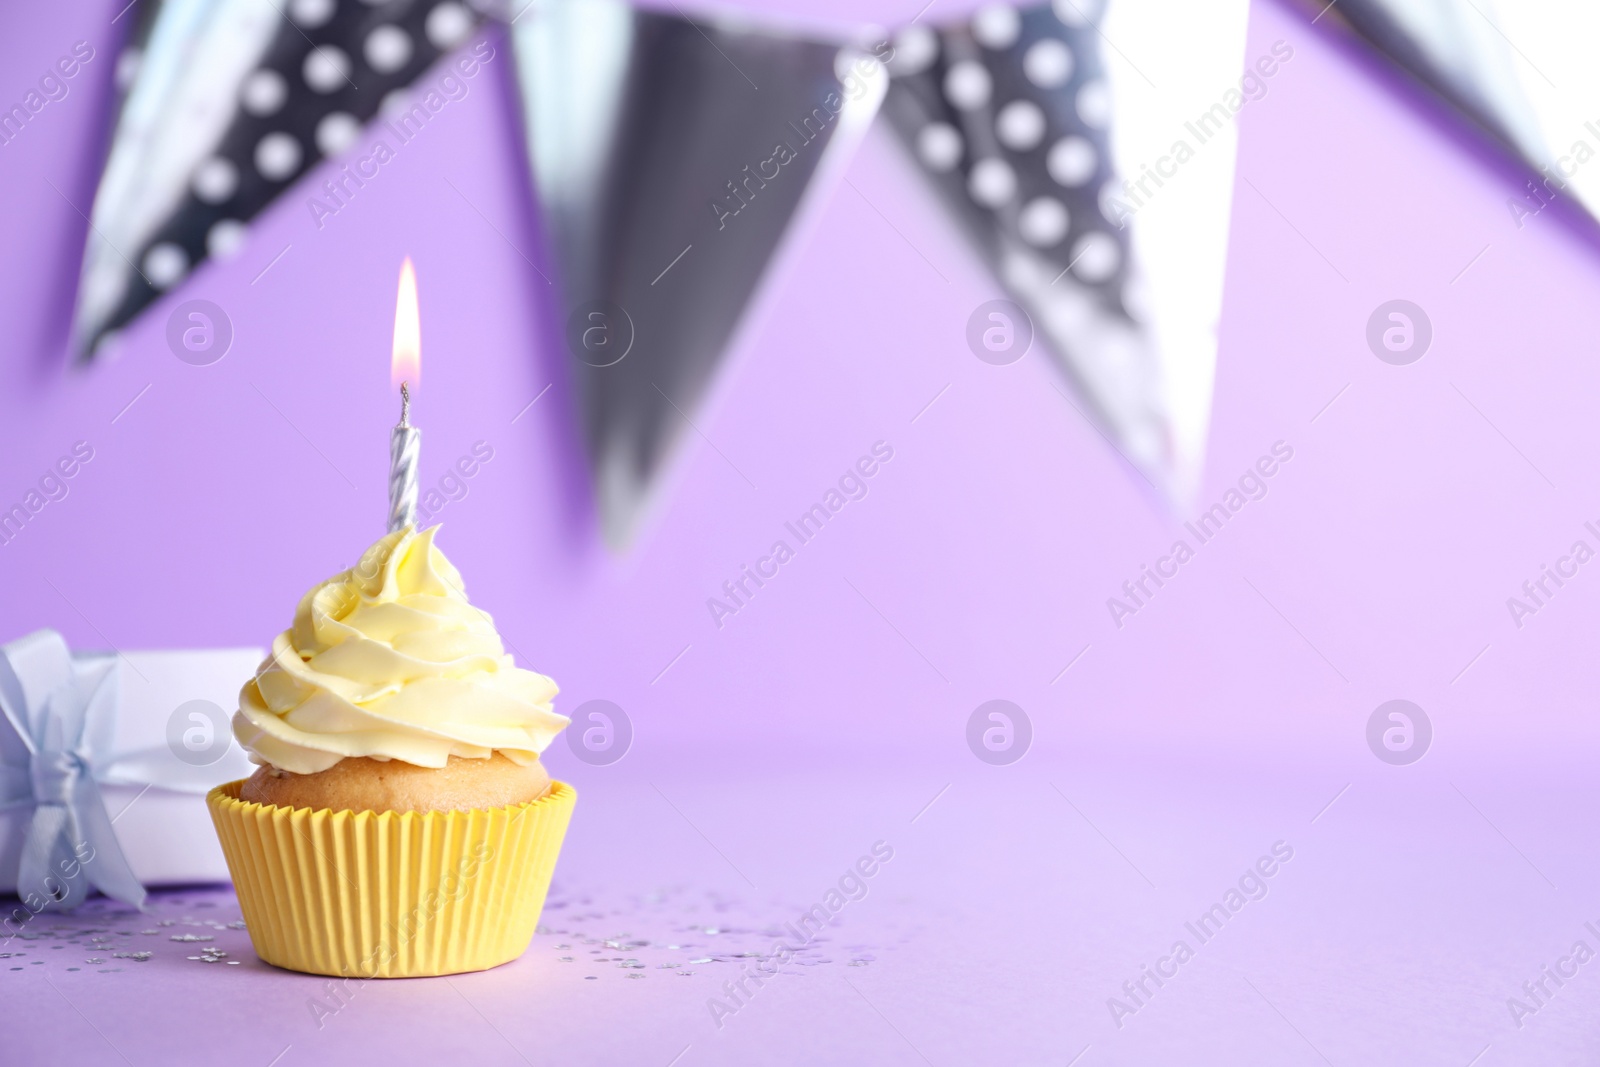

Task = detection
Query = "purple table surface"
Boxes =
[6,0,1600,1063]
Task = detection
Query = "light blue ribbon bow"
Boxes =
[0,630,147,911]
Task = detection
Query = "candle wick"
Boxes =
[399,381,411,427]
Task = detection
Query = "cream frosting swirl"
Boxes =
[232,526,568,774]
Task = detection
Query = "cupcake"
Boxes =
[206,525,575,978]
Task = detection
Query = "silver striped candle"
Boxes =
[387,381,420,533]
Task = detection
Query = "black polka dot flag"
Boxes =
[73,0,488,357]
[884,1,1130,300]
[880,0,1173,491]
[66,0,1204,537]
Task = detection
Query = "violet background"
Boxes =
[6,0,1600,1063]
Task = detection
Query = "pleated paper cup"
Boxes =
[206,780,576,978]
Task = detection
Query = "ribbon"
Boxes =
[0,630,147,910]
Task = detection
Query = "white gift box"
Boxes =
[0,647,261,895]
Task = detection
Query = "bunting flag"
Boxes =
[882,0,1249,502]
[882,3,1159,480]
[1288,0,1600,227]
[67,0,1254,544]
[73,0,489,358]
[510,0,884,546]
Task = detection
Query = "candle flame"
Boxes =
[391,256,420,390]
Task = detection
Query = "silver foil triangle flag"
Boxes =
[1293,0,1600,226]
[511,0,885,548]
[1294,0,1541,168]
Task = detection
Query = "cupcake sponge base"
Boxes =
[207,779,576,978]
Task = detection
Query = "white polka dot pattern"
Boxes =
[100,0,490,348]
[1097,179,1124,223]
[969,158,1017,207]
[1049,0,1100,28]
[114,50,141,91]
[972,5,1022,49]
[996,100,1045,151]
[241,69,288,117]
[365,25,413,74]
[1047,136,1095,186]
[255,132,302,180]
[289,0,336,29]
[192,158,239,203]
[316,111,361,155]
[426,3,474,49]
[1076,79,1111,127]
[303,45,351,93]
[380,89,413,118]
[889,26,939,76]
[943,61,992,111]
[1071,231,1120,281]
[1052,0,1100,27]
[207,219,247,259]
[884,0,1132,317]
[917,123,964,172]
[143,243,187,289]
[1022,39,1072,88]
[1019,197,1069,246]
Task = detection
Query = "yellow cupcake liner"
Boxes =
[206,780,576,978]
